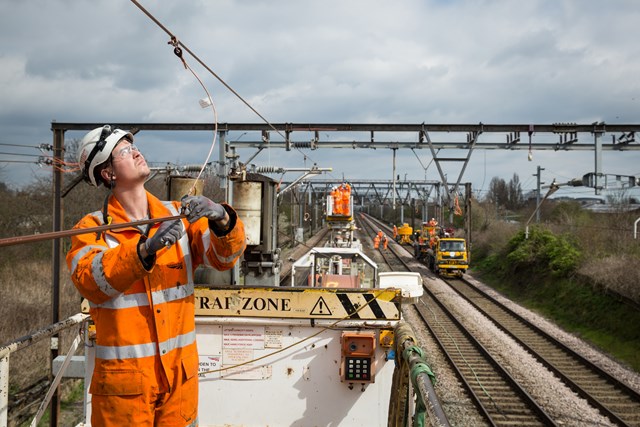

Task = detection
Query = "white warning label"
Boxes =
[199,355,221,378]
[222,326,265,349]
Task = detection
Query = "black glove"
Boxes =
[145,219,184,255]
[181,195,227,223]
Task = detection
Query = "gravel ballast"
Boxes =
[402,271,639,426]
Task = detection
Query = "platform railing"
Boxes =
[0,313,88,427]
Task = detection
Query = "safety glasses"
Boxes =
[112,143,140,161]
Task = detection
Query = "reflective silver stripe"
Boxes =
[90,292,148,309]
[88,211,105,225]
[163,202,194,284]
[158,202,193,283]
[96,341,157,360]
[210,238,247,265]
[184,417,198,427]
[91,282,194,309]
[70,245,105,275]
[151,282,194,306]
[104,234,119,248]
[177,232,193,285]
[158,331,197,357]
[162,201,179,216]
[91,251,120,297]
[95,331,196,360]
[201,228,213,267]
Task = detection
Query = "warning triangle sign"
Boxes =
[310,296,332,316]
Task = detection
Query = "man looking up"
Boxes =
[66,125,246,426]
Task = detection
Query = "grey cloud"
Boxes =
[1,0,639,198]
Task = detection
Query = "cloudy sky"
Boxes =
[1,0,639,201]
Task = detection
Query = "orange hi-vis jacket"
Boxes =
[66,191,246,421]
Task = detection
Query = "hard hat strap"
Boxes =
[83,125,113,183]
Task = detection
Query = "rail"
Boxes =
[0,313,88,427]
[355,215,451,426]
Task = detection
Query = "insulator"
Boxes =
[292,141,312,149]
[255,166,284,174]
[180,164,209,172]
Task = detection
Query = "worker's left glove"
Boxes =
[145,219,184,255]
[181,195,227,223]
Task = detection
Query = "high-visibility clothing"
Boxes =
[331,188,341,215]
[373,235,380,249]
[341,184,351,216]
[66,191,246,426]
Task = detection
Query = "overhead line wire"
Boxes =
[0,152,43,157]
[130,0,285,142]
[0,142,47,149]
[0,159,42,164]
[130,0,319,182]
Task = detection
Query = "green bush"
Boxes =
[501,226,581,278]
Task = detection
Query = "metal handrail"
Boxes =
[0,313,88,427]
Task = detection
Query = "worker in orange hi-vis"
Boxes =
[373,234,380,249]
[428,217,438,227]
[330,186,340,215]
[67,125,246,427]
[393,225,398,240]
[382,234,389,250]
[341,183,351,216]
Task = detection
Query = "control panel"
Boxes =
[340,332,376,383]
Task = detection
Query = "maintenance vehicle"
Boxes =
[414,221,469,278]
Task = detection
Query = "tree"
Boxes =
[486,177,508,207]
[486,174,525,211]
[506,173,524,210]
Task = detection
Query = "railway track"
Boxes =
[358,214,557,425]
[358,212,640,426]
[446,276,640,426]
[413,287,556,425]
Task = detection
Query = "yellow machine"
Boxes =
[414,222,439,259]
[413,221,469,277]
[396,223,413,245]
[426,237,469,278]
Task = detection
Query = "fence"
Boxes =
[0,313,87,427]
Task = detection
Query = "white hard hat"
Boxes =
[78,125,133,186]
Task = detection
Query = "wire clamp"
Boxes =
[168,36,187,69]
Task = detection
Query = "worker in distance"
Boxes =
[66,125,246,426]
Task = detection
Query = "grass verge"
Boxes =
[473,269,640,373]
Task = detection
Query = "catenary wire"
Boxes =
[0,142,47,149]
[0,152,43,157]
[130,0,283,140]
[129,0,316,175]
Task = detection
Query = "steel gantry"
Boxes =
[39,121,639,426]
[52,121,640,214]
[279,179,444,219]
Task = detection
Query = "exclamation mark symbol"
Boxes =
[310,296,332,316]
